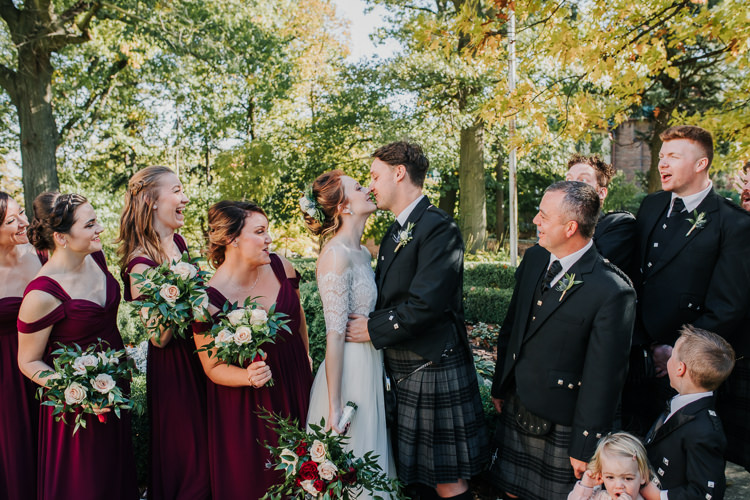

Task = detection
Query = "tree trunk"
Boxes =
[647,109,672,193]
[15,47,60,210]
[495,152,505,242]
[458,119,486,253]
[438,188,457,218]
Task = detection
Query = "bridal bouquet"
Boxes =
[37,340,137,435]
[197,297,289,386]
[130,251,210,341]
[261,413,403,500]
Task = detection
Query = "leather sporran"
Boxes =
[514,396,552,436]
[383,366,398,427]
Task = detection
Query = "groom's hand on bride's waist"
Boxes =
[345,314,370,343]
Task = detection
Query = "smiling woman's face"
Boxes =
[1,197,30,247]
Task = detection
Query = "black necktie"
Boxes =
[645,402,671,444]
[542,260,562,293]
[669,198,685,218]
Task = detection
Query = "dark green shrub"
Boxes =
[130,373,148,489]
[463,287,513,324]
[292,258,317,284]
[464,263,516,289]
[118,302,149,346]
[300,281,326,372]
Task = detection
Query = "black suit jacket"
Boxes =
[645,396,726,500]
[491,244,635,460]
[594,210,636,279]
[635,189,750,346]
[368,197,469,363]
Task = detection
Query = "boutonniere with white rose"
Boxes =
[554,273,583,301]
[38,340,138,435]
[260,412,404,500]
[197,297,290,386]
[685,210,707,236]
[393,222,415,253]
[131,251,211,342]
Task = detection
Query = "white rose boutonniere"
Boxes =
[393,222,415,253]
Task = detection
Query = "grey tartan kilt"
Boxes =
[384,345,488,487]
[489,395,576,500]
[717,357,750,470]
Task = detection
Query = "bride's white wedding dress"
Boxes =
[307,244,395,490]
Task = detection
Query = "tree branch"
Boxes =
[58,57,128,140]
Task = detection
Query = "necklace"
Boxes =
[247,267,261,293]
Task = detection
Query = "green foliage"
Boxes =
[130,373,149,488]
[300,281,326,372]
[603,172,646,214]
[464,262,516,289]
[463,287,513,325]
[118,302,149,346]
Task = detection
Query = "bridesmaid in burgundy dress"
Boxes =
[0,193,43,500]
[17,193,137,500]
[116,166,210,500]
[193,201,313,499]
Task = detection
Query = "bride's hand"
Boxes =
[328,407,346,435]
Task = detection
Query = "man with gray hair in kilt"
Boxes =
[347,141,488,500]
[490,181,635,499]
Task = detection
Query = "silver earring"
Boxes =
[153,204,157,210]
[63,241,67,249]
[232,241,238,248]
[343,207,353,215]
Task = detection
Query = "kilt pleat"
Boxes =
[385,347,488,486]
[489,395,576,500]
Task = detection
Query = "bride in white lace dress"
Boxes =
[301,170,395,486]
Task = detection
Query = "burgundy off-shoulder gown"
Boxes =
[122,234,210,500]
[0,250,46,500]
[17,251,138,500]
[193,254,312,499]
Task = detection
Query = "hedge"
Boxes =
[464,262,516,289]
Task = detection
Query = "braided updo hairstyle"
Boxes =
[301,170,346,240]
[26,192,88,251]
[206,200,267,269]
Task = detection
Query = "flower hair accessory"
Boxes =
[299,187,325,225]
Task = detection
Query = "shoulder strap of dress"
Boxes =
[206,286,229,309]
[23,276,70,302]
[36,249,49,265]
[174,233,189,255]
[124,256,159,275]
[269,253,286,282]
[90,250,109,272]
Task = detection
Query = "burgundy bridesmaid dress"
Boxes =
[122,234,210,500]
[17,251,138,500]
[0,249,45,500]
[193,253,312,499]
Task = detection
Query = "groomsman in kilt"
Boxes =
[623,125,750,437]
[490,181,635,500]
[346,141,488,500]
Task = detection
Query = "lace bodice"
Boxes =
[317,244,376,338]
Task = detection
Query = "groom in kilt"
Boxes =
[346,141,488,499]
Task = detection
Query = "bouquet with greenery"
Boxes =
[197,297,289,386]
[130,251,210,341]
[261,412,403,500]
[38,340,138,435]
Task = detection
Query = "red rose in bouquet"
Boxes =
[299,460,319,481]
[341,466,357,485]
[313,479,325,492]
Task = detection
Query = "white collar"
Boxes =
[396,195,426,227]
[665,391,713,422]
[547,239,594,286]
[669,181,712,216]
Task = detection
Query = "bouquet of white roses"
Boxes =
[130,251,210,341]
[37,340,138,435]
[261,412,403,500]
[197,297,289,386]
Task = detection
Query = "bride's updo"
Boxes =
[300,169,345,239]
